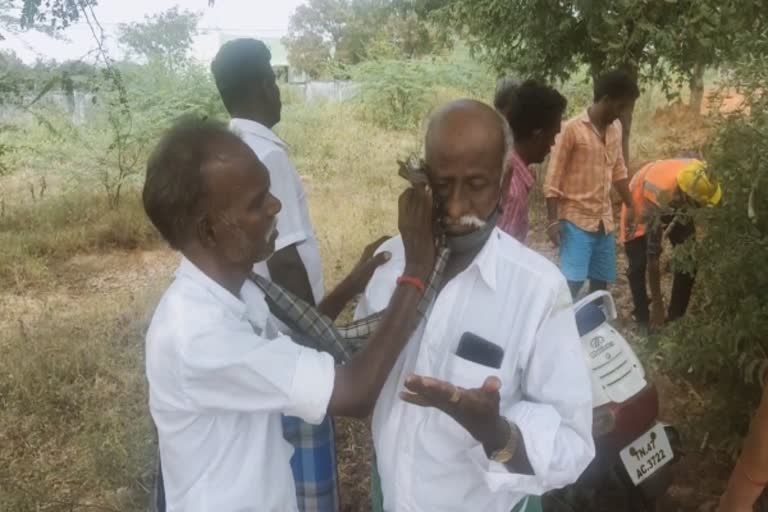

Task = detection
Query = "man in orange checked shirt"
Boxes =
[544,70,639,299]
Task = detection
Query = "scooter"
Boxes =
[544,291,681,512]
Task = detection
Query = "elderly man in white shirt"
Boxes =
[142,118,436,511]
[356,100,595,512]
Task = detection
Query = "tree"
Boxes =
[282,31,332,80]
[417,0,756,160]
[283,0,450,79]
[14,0,97,30]
[117,7,200,71]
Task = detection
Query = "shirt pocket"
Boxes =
[447,353,502,391]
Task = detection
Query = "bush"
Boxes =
[656,55,768,451]
[352,59,436,130]
[0,61,225,209]
[351,51,495,130]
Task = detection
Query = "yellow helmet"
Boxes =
[676,160,722,207]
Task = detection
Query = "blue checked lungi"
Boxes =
[282,415,339,512]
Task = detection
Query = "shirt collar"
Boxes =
[579,108,620,132]
[175,256,248,319]
[578,109,594,126]
[464,227,500,291]
[508,150,535,189]
[229,118,287,149]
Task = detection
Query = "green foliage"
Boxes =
[117,7,201,70]
[284,0,451,79]
[85,62,222,207]
[420,0,754,87]
[16,0,97,30]
[352,59,434,129]
[0,60,224,208]
[351,51,494,130]
[656,27,768,450]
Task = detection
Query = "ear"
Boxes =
[196,215,217,248]
[259,76,276,96]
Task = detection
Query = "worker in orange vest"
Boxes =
[620,159,722,330]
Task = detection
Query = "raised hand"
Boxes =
[400,374,502,447]
[342,236,392,296]
[399,184,436,282]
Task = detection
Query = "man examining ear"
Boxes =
[143,119,436,511]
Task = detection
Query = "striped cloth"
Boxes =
[281,414,340,512]
[498,150,535,244]
[250,245,450,365]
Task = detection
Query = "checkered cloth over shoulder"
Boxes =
[249,244,450,364]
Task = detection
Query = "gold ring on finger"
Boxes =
[449,387,462,404]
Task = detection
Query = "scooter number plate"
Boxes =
[619,423,673,485]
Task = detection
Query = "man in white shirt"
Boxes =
[356,100,595,512]
[209,38,334,510]
[142,118,436,511]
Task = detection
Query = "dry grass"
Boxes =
[0,286,161,511]
[0,91,712,511]
[0,191,160,291]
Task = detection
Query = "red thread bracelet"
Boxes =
[397,275,426,294]
[739,460,768,487]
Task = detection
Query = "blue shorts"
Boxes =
[559,220,617,283]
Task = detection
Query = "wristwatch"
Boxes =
[490,420,520,464]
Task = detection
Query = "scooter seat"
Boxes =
[576,302,606,337]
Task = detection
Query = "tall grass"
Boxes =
[0,191,159,290]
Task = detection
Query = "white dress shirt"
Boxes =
[146,257,335,512]
[230,118,325,304]
[355,228,594,512]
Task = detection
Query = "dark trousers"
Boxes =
[624,221,695,324]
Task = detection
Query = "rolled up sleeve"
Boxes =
[284,345,336,424]
[481,278,595,494]
[180,327,335,425]
[543,125,574,199]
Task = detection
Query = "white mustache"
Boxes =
[443,215,487,229]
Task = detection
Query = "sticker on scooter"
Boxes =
[588,335,615,360]
[619,423,674,485]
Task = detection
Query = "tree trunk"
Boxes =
[689,63,705,114]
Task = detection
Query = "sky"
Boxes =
[0,0,307,63]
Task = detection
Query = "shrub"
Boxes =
[351,52,495,130]
[656,51,768,451]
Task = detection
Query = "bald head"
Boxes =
[425,99,508,180]
[424,100,508,237]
